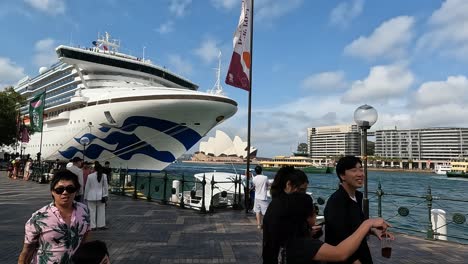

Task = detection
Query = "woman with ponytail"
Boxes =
[84,161,109,230]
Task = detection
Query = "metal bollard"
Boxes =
[200,174,207,214]
[233,174,238,209]
[162,172,168,205]
[147,173,152,201]
[209,175,215,213]
[426,186,434,240]
[121,167,126,196]
[133,170,138,199]
[237,174,242,206]
[179,174,185,208]
[377,182,383,217]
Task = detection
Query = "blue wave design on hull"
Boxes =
[59,116,202,163]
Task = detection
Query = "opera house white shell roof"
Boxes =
[199,130,257,158]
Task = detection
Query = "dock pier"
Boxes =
[1,171,467,263]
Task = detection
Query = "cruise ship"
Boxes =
[15,33,238,171]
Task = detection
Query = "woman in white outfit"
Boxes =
[84,161,109,230]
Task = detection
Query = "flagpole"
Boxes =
[245,0,254,214]
[38,90,46,166]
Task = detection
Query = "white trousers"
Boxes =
[88,200,106,228]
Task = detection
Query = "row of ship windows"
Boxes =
[46,106,81,119]
[29,143,63,148]
[47,82,77,98]
[31,69,73,90]
[69,119,87,124]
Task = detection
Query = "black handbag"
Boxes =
[101,196,108,203]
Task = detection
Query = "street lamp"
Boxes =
[79,136,90,161]
[354,104,378,219]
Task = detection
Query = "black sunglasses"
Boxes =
[54,185,77,194]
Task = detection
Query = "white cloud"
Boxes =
[24,0,65,15]
[412,75,468,107]
[0,57,26,89]
[329,0,364,28]
[211,0,238,10]
[341,63,414,104]
[194,38,220,64]
[168,54,193,76]
[344,16,415,60]
[157,20,174,34]
[33,38,57,67]
[417,0,468,60]
[169,0,192,17]
[256,0,303,22]
[301,71,347,91]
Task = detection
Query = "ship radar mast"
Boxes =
[209,51,224,95]
[94,32,120,52]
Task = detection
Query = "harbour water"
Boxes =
[166,162,468,243]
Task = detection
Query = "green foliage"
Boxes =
[297,142,308,153]
[367,140,375,155]
[0,86,26,146]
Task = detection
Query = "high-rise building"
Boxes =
[375,127,468,161]
[307,124,361,158]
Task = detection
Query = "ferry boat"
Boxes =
[260,156,332,174]
[446,161,468,178]
[15,33,237,171]
[434,163,451,175]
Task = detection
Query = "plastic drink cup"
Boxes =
[381,233,392,258]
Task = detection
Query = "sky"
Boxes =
[1,0,468,158]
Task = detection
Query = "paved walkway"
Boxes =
[1,171,468,263]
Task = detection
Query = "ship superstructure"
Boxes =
[15,33,237,171]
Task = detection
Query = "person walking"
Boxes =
[67,157,84,202]
[18,170,90,263]
[252,165,270,229]
[23,158,32,181]
[84,161,109,230]
[324,156,394,264]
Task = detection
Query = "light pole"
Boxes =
[79,136,90,161]
[354,104,378,219]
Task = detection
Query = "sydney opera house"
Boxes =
[192,130,257,162]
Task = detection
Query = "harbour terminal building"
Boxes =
[375,127,468,169]
[307,125,361,165]
[307,125,468,170]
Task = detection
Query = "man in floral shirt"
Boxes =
[18,170,90,264]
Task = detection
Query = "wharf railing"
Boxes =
[108,168,245,214]
[310,183,468,244]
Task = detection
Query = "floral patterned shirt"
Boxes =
[24,202,90,264]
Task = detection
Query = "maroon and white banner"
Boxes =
[225,0,252,91]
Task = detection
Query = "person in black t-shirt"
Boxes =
[263,166,391,264]
[324,156,394,264]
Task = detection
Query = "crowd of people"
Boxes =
[5,155,113,264]
[8,154,393,263]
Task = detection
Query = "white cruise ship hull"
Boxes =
[23,88,237,171]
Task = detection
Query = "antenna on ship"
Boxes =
[94,32,120,52]
[209,51,224,95]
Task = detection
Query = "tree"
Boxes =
[0,87,26,146]
[297,142,308,153]
[367,140,375,155]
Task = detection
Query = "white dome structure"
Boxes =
[198,130,257,158]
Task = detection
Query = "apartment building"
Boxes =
[307,124,361,158]
[375,127,468,161]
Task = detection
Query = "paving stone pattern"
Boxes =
[1,171,467,263]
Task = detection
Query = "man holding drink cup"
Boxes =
[324,156,394,263]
